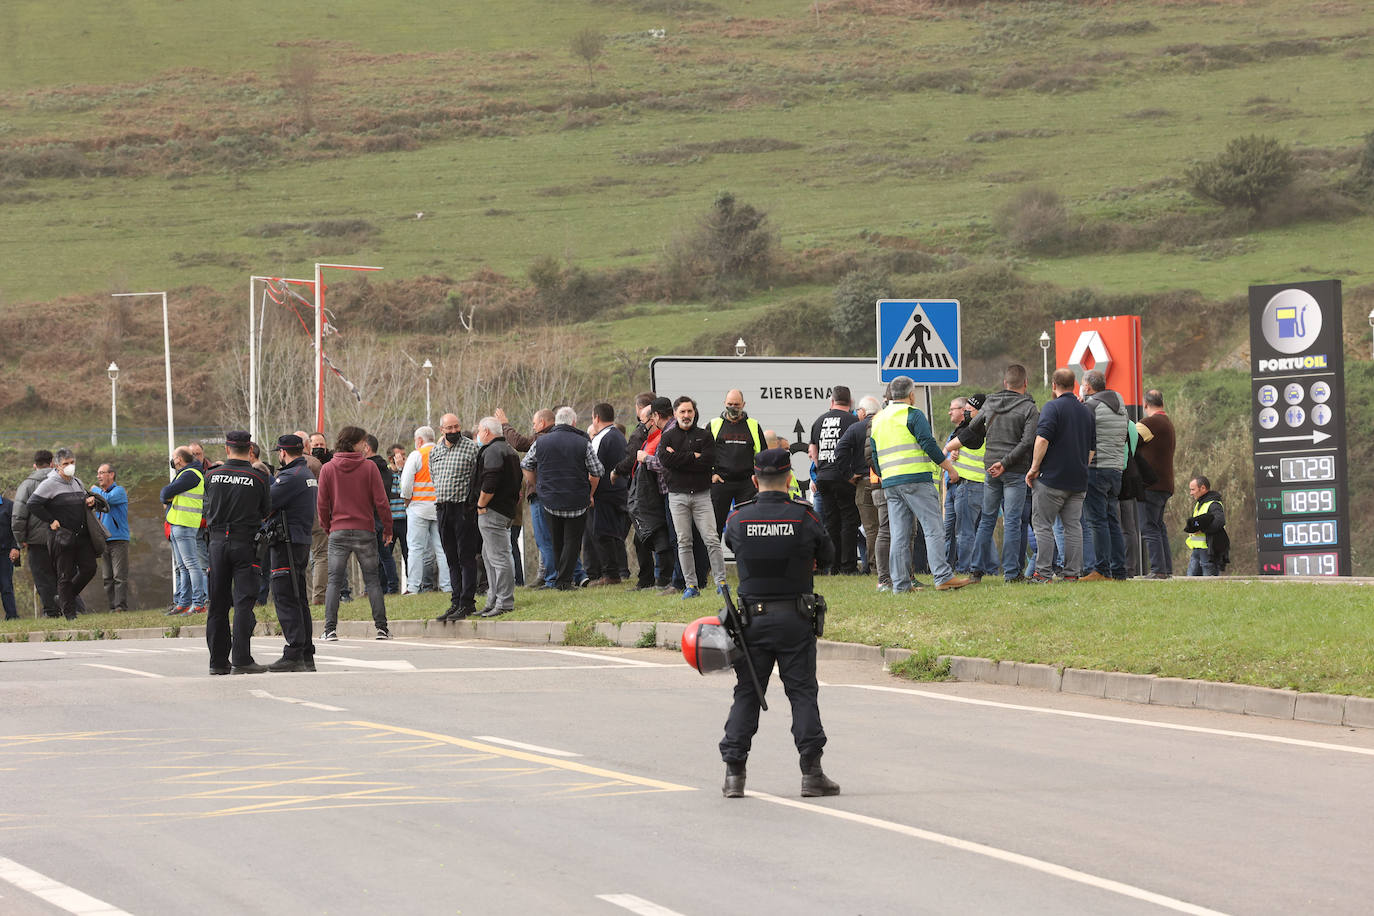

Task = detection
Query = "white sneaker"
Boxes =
[322,630,338,641]
[375,628,391,640]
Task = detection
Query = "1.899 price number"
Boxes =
[1281,488,1336,515]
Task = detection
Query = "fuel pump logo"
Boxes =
[1261,288,1323,355]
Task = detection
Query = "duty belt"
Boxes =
[745,597,806,616]
[208,525,258,539]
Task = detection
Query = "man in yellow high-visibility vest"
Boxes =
[161,447,207,615]
[868,375,972,593]
[945,393,990,581]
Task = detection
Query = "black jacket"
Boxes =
[659,423,714,494]
[270,457,318,545]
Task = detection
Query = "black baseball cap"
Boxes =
[225,430,252,447]
[753,448,792,476]
[276,434,304,450]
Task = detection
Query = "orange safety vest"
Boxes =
[411,445,436,504]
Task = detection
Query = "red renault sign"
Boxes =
[1053,315,1143,413]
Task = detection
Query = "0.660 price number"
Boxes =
[1282,520,1338,547]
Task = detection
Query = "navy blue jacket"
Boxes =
[270,457,318,545]
[1035,393,1095,492]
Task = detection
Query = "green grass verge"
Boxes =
[8,576,1374,698]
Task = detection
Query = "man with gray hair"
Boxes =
[521,407,604,590]
[400,424,449,595]
[1080,370,1129,580]
[868,376,970,592]
[471,417,522,617]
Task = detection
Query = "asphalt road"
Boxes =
[2,635,1373,915]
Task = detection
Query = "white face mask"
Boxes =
[61,463,76,478]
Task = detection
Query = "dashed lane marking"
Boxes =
[0,855,132,915]
[472,736,580,757]
[249,690,346,712]
[750,792,1230,916]
[596,893,687,915]
[82,664,163,679]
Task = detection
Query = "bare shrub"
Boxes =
[996,187,1072,252]
[279,48,322,129]
[1078,20,1156,39]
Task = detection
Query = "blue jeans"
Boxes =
[529,497,583,586]
[1083,468,1125,578]
[976,474,1028,581]
[1139,490,1173,576]
[943,483,958,570]
[405,511,448,593]
[952,480,988,575]
[886,480,952,589]
[0,555,16,619]
[170,524,207,607]
[1187,547,1218,576]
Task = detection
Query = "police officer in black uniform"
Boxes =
[720,447,838,798]
[266,434,318,672]
[204,430,272,675]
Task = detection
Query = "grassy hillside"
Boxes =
[4,0,1374,578]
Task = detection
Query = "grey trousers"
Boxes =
[1031,481,1085,578]
[855,478,879,577]
[101,539,129,611]
[478,509,515,611]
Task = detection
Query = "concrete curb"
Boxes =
[10,618,1371,729]
[933,653,1363,727]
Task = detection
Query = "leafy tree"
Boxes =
[570,28,606,86]
[830,267,892,353]
[696,191,776,291]
[1187,135,1297,213]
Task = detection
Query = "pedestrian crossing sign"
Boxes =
[876,299,961,385]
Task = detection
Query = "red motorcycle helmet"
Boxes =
[682,616,741,674]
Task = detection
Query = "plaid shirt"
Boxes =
[520,437,606,518]
[428,434,480,504]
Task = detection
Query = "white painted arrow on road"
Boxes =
[313,655,416,671]
[1258,431,1330,445]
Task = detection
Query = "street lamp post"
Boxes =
[422,358,434,429]
[1038,331,1051,387]
[107,363,119,447]
[113,292,174,471]
[735,337,747,357]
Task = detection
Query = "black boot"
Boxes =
[800,755,840,797]
[722,761,746,798]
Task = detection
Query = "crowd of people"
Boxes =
[0,368,1231,630]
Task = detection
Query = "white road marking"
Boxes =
[386,640,669,667]
[312,656,415,671]
[835,684,1374,758]
[0,855,132,915]
[248,689,346,712]
[749,792,1230,916]
[596,893,686,916]
[82,664,164,679]
[472,736,581,757]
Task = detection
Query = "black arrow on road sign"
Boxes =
[793,418,805,441]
